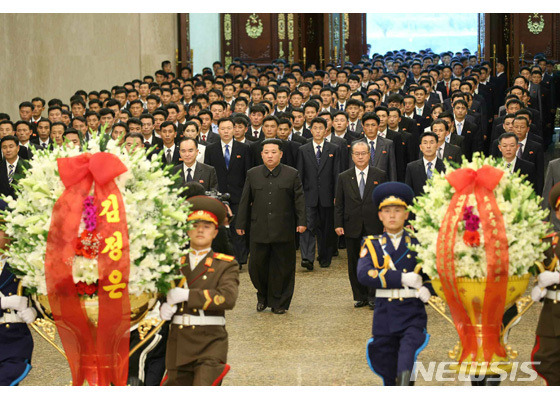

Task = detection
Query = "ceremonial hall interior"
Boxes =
[1,12,560,387]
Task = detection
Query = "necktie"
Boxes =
[254,130,259,138]
[351,123,355,131]
[144,141,150,148]
[446,81,449,96]
[437,147,443,160]
[201,133,206,142]
[186,168,193,182]
[166,149,172,164]
[316,145,322,164]
[445,135,450,143]
[359,171,366,199]
[224,144,230,168]
[507,162,512,174]
[340,103,344,111]
[8,164,14,184]
[456,122,462,136]
[369,141,375,166]
[42,143,47,149]
[517,143,523,158]
[427,161,433,179]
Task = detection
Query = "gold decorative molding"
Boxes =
[246,13,263,39]
[224,14,232,41]
[287,14,294,41]
[343,13,350,62]
[527,13,545,35]
[278,13,286,59]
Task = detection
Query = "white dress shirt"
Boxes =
[163,144,176,161]
[504,157,517,174]
[387,230,403,249]
[189,247,212,271]
[355,165,369,182]
[183,161,197,179]
[221,140,234,157]
[423,157,437,175]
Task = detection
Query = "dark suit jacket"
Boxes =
[17,143,40,160]
[236,164,306,243]
[399,116,420,138]
[327,134,349,171]
[161,145,181,167]
[513,157,537,190]
[334,166,388,238]
[172,162,219,192]
[448,133,465,148]
[0,158,29,199]
[204,140,252,205]
[405,158,445,197]
[385,129,418,182]
[248,138,299,169]
[200,131,220,144]
[297,140,340,207]
[290,133,307,145]
[441,142,463,165]
[454,119,481,160]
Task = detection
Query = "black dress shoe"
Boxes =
[368,301,375,310]
[301,259,314,271]
[256,302,267,312]
[354,301,368,308]
[272,308,286,314]
[320,262,331,268]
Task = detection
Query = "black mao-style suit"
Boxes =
[335,166,387,302]
[297,140,341,267]
[172,162,219,192]
[236,164,306,310]
[353,136,397,182]
[405,158,445,197]
[204,140,253,264]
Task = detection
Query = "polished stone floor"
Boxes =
[22,250,544,386]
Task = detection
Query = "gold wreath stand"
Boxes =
[414,265,537,375]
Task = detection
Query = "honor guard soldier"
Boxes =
[160,195,239,386]
[357,182,432,386]
[0,200,37,386]
[531,182,560,385]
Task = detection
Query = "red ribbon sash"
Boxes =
[44,152,130,386]
[436,165,509,363]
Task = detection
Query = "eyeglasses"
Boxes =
[352,151,370,157]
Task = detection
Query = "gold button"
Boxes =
[202,276,207,280]
[179,325,183,329]
[193,309,197,313]
[407,254,411,259]
[8,293,11,296]
[399,297,403,301]
[191,326,196,330]
[388,298,392,302]
[403,269,407,272]
[5,324,9,328]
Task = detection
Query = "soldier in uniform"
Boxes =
[531,182,560,385]
[357,182,432,386]
[160,195,239,386]
[0,200,37,386]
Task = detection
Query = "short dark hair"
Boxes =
[260,138,283,151]
[0,135,19,146]
[178,137,199,149]
[309,117,327,129]
[431,118,449,131]
[160,121,177,132]
[217,117,233,126]
[361,112,380,125]
[14,120,33,131]
[498,132,518,143]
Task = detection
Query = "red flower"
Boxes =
[75,230,101,259]
[85,283,98,296]
[76,281,87,295]
[463,230,480,247]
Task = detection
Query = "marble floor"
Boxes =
[22,250,544,386]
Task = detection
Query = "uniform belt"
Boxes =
[376,288,418,299]
[171,314,225,326]
[0,312,23,324]
[545,290,560,301]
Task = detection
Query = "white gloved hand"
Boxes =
[159,302,177,321]
[537,271,560,288]
[401,272,423,289]
[166,287,190,306]
[17,307,37,324]
[531,286,547,302]
[416,286,431,303]
[0,295,28,311]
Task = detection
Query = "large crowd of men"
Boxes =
[1,49,559,312]
[2,47,560,386]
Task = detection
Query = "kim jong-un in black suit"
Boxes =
[236,140,307,313]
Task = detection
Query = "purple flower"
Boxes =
[82,196,98,231]
[463,206,480,232]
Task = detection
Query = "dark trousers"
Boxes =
[128,321,169,386]
[367,326,428,386]
[165,357,227,386]
[346,236,376,302]
[300,205,335,265]
[229,203,249,264]
[249,240,296,310]
[533,335,560,385]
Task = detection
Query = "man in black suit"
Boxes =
[204,117,253,266]
[14,121,40,160]
[386,94,420,139]
[0,135,28,199]
[405,132,445,197]
[297,117,341,270]
[248,115,299,169]
[451,100,481,160]
[319,112,350,171]
[246,104,266,142]
[335,140,387,308]
[431,119,463,165]
[172,138,218,192]
[140,113,163,149]
[160,121,181,167]
[32,119,53,150]
[377,106,415,182]
[277,118,306,145]
[236,138,307,315]
[355,113,397,182]
[497,132,537,190]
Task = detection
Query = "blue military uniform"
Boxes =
[0,260,33,386]
[357,182,432,386]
